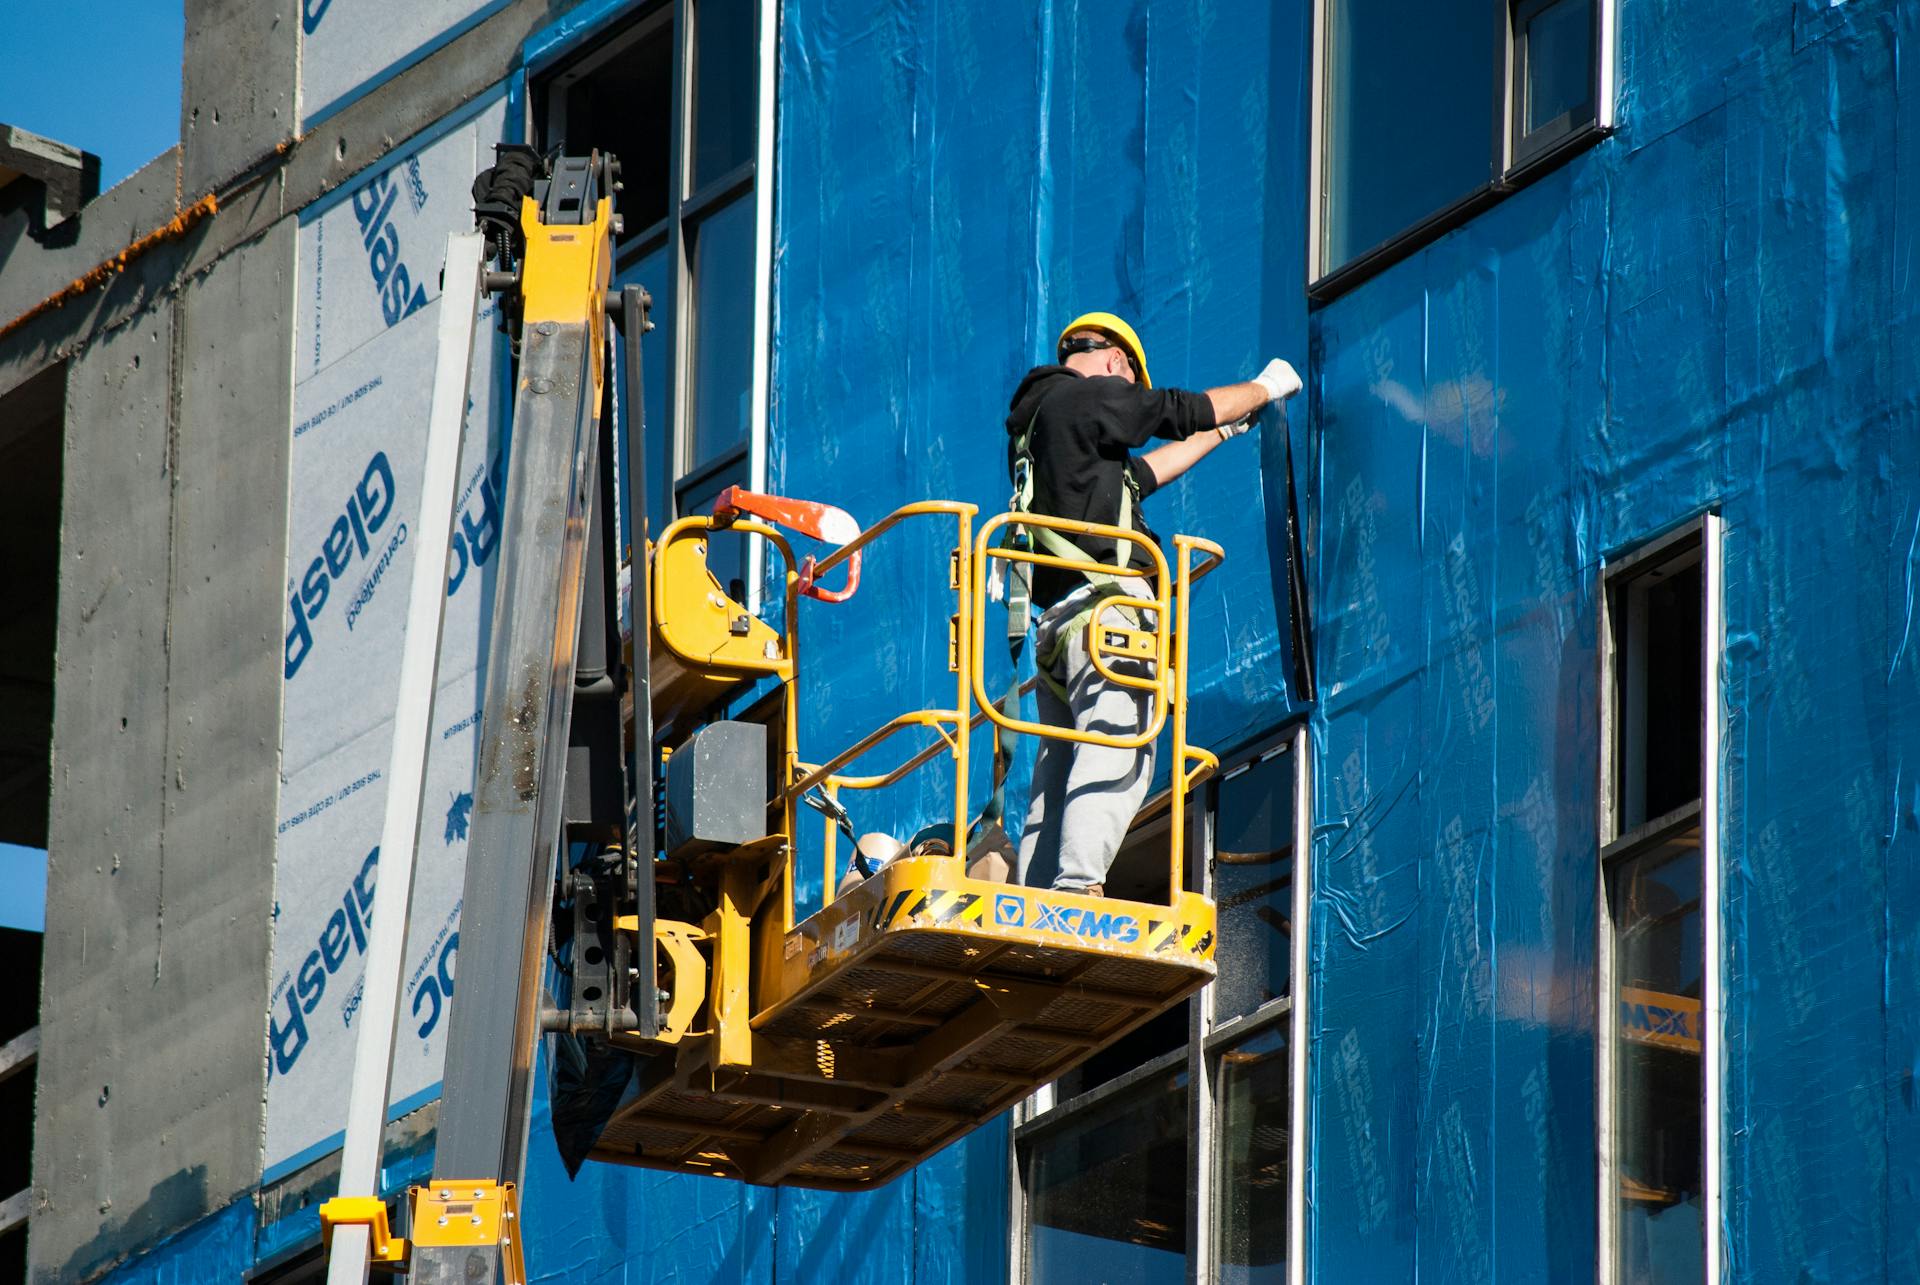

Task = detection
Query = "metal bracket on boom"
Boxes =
[318,1197,407,1273]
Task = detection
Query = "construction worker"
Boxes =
[1007,313,1300,896]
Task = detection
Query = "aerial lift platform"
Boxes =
[321,149,1224,1280]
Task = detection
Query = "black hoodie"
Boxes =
[1004,365,1217,607]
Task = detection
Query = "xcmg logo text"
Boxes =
[998,896,1140,944]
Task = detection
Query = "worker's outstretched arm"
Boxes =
[1203,359,1302,426]
[1146,360,1301,487]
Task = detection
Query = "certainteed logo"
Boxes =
[284,451,505,681]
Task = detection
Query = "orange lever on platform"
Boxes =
[712,486,862,602]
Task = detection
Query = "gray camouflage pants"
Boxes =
[1015,589,1156,893]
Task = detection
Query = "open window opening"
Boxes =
[0,362,61,1280]
[1599,518,1718,1285]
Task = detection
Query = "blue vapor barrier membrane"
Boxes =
[93,1198,255,1285]
[523,0,642,77]
[519,1039,1009,1282]
[1308,3,1920,1282]
[768,0,1314,913]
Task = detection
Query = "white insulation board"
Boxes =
[268,93,510,1180]
[299,0,505,126]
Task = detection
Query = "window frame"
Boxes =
[1595,514,1723,1285]
[534,0,777,603]
[1307,0,1618,302]
[1011,723,1313,1285]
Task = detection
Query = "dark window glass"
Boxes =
[1025,1066,1189,1284]
[559,20,673,235]
[691,0,756,192]
[1214,1024,1289,1285]
[1323,0,1495,270]
[612,247,673,551]
[1052,1001,1189,1103]
[1610,831,1703,1285]
[1522,0,1594,135]
[0,921,42,1284]
[676,463,752,605]
[1213,748,1294,1022]
[1612,553,1703,832]
[687,193,755,467]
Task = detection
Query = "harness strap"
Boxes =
[980,405,1148,831]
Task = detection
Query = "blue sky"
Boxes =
[0,4,186,192]
[0,844,46,934]
[0,7,181,932]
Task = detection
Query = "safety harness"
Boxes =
[974,407,1149,837]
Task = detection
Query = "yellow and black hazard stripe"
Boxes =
[1143,917,1214,959]
[867,889,909,933]
[926,890,984,927]
[875,888,984,932]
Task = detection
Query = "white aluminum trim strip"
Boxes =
[745,0,777,608]
[1595,560,1618,1285]
[1288,724,1312,1285]
[1306,0,1330,283]
[1701,512,1725,1285]
[325,231,485,1285]
[1009,1090,1047,1283]
[1596,0,1618,131]
[1189,803,1217,1285]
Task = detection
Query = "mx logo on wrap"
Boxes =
[995,894,1024,927]
[444,791,473,844]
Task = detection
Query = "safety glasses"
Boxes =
[1058,335,1135,376]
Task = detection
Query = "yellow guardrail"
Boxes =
[651,499,1224,918]
[653,514,802,928]
[970,512,1223,905]
[794,503,978,909]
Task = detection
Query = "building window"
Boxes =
[1213,1022,1289,1285]
[1599,518,1720,1285]
[537,0,770,599]
[1022,1055,1191,1283]
[0,361,60,1283]
[0,919,41,1283]
[1212,744,1296,1024]
[1015,727,1310,1283]
[1311,0,1615,294]
[1511,0,1596,162]
[1048,808,1191,1104]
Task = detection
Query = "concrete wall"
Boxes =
[30,220,294,1284]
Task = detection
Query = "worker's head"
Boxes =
[1056,312,1151,388]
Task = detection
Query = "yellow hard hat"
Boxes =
[1057,312,1151,388]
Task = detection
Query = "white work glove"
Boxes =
[1215,416,1254,441]
[1253,358,1302,404]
